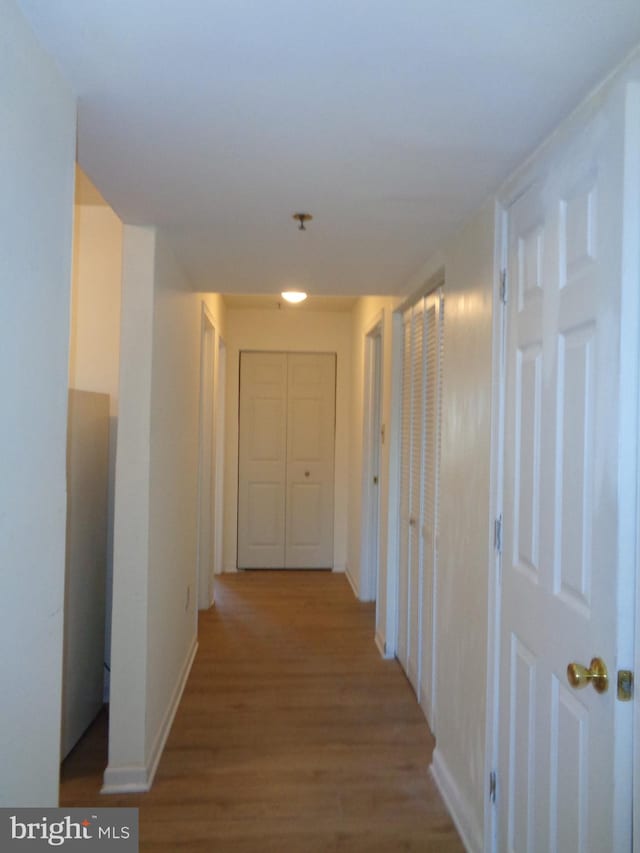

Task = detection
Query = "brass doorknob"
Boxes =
[567,657,608,694]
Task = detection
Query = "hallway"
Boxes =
[61,572,463,851]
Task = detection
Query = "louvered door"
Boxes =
[407,301,425,690]
[397,310,413,671]
[397,290,444,712]
[420,289,444,725]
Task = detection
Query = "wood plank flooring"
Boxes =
[61,572,463,852]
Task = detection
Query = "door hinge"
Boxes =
[617,670,634,701]
[500,269,508,304]
[489,770,497,804]
[494,515,503,553]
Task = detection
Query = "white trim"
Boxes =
[360,313,384,604]
[344,566,359,599]
[102,638,198,794]
[213,336,226,577]
[196,303,216,611]
[619,78,640,853]
[431,748,482,853]
[101,764,149,795]
[374,629,392,659]
[482,201,507,853]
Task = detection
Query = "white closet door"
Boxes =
[285,353,335,568]
[407,300,425,691]
[397,310,414,671]
[237,352,287,568]
[420,289,444,725]
[397,292,444,709]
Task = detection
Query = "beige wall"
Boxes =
[69,170,123,692]
[0,0,76,806]
[223,307,352,573]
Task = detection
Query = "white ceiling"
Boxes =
[16,1,640,295]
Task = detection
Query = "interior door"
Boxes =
[407,301,425,691]
[285,353,335,568]
[420,288,444,726]
[499,92,633,851]
[237,352,287,568]
[397,309,413,672]
[238,351,336,569]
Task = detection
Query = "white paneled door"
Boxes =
[238,351,335,569]
[499,90,634,852]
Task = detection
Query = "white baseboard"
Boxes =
[419,684,435,732]
[223,563,238,573]
[102,637,198,795]
[375,629,392,659]
[344,567,360,599]
[332,563,346,573]
[101,764,149,794]
[430,747,482,853]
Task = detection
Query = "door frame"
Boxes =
[196,302,216,611]
[484,76,640,853]
[213,335,226,579]
[360,312,384,604]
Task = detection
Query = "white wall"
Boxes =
[106,226,155,787]
[224,308,352,573]
[69,170,123,694]
[428,204,496,850]
[348,210,496,849]
[106,225,226,791]
[0,0,76,806]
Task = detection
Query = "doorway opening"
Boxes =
[197,303,216,610]
[360,318,383,604]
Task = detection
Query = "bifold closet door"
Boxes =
[286,353,335,568]
[237,352,287,568]
[238,351,335,569]
[397,290,443,704]
[397,310,414,672]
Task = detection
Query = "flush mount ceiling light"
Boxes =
[281,291,308,304]
[292,212,313,231]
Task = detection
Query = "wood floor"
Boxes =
[61,572,463,852]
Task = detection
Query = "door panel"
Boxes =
[285,353,335,568]
[237,352,287,568]
[420,290,444,725]
[397,310,413,671]
[408,302,425,691]
[499,93,630,851]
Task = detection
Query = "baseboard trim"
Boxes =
[344,567,360,599]
[101,764,149,795]
[430,747,482,853]
[419,684,435,731]
[332,563,346,573]
[375,629,392,659]
[102,637,198,795]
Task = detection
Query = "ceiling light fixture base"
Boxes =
[292,212,313,231]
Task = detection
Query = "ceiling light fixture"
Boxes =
[292,212,313,230]
[281,291,308,304]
